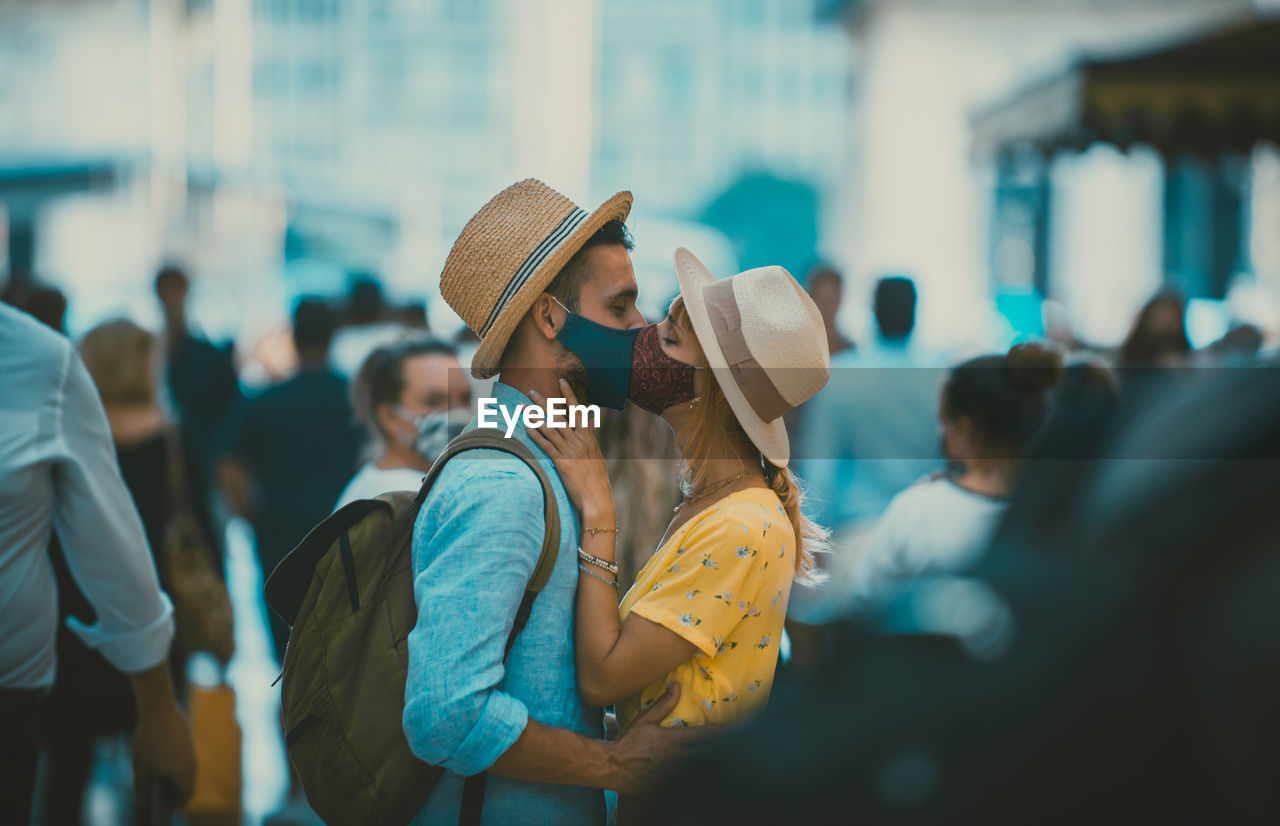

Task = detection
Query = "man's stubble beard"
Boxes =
[553,341,591,404]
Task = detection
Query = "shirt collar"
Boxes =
[491,381,534,410]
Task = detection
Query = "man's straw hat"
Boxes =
[674,247,831,468]
[440,179,632,378]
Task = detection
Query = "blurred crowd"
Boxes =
[2,249,1277,824]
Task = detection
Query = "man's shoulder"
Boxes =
[424,446,545,508]
[0,304,71,404]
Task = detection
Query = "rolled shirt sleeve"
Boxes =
[52,345,175,674]
[402,452,546,776]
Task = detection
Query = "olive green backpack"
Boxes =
[264,429,560,826]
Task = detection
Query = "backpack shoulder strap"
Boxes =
[412,427,561,594]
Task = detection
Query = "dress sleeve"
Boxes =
[627,509,775,657]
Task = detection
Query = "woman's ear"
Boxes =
[375,402,405,443]
[946,415,978,462]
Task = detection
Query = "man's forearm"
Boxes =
[128,661,176,713]
[487,719,618,789]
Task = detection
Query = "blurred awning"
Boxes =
[972,17,1280,157]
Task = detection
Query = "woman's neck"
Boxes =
[375,442,434,474]
[954,457,1017,499]
[675,426,766,497]
[106,404,167,445]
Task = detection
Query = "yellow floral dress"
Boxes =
[616,487,795,728]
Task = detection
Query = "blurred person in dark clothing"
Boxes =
[333,336,471,509]
[634,367,1280,825]
[1116,290,1194,406]
[805,264,854,358]
[790,274,941,627]
[221,297,362,663]
[330,273,413,379]
[399,300,430,329]
[783,264,853,451]
[2,281,69,333]
[0,303,195,826]
[155,265,243,485]
[1205,323,1263,366]
[849,343,1064,607]
[985,361,1121,549]
[40,319,217,825]
[1117,290,1192,368]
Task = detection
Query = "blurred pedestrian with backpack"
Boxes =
[221,297,361,665]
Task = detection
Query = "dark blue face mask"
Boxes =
[551,297,639,410]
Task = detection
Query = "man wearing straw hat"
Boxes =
[402,180,694,825]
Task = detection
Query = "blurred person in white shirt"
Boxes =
[850,342,1065,606]
[0,302,195,822]
[334,336,472,509]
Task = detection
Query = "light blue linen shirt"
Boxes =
[403,382,605,826]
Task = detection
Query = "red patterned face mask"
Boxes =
[628,324,700,414]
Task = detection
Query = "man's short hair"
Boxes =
[293,297,337,351]
[347,275,385,322]
[154,265,188,296]
[545,219,634,312]
[874,275,917,340]
[806,264,843,291]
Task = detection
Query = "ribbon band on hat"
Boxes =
[480,207,589,337]
[703,278,792,423]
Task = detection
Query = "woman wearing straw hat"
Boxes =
[530,248,831,739]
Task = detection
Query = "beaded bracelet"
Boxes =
[578,563,618,588]
[577,547,619,575]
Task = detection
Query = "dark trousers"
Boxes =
[0,688,45,826]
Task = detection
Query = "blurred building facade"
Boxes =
[829,0,1276,350]
[0,0,851,339]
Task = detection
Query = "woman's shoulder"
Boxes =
[687,488,788,542]
[893,474,958,505]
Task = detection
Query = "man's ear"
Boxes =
[529,293,562,342]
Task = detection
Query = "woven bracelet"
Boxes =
[578,563,618,588]
[577,547,619,575]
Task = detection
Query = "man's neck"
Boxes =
[495,367,562,407]
[164,315,188,341]
[297,352,329,371]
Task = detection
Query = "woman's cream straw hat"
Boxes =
[440,179,632,378]
[674,247,831,468]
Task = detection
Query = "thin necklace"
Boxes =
[673,470,757,515]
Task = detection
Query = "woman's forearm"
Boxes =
[575,504,626,704]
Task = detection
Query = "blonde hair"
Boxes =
[80,319,158,406]
[669,296,829,584]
